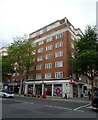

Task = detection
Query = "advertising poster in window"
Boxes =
[54,86,62,97]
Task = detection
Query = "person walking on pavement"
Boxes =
[64,90,67,99]
[88,90,91,100]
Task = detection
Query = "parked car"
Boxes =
[92,91,98,109]
[0,90,14,98]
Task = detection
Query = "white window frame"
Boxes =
[71,53,75,58]
[55,51,63,58]
[29,66,34,71]
[38,48,44,53]
[36,64,42,70]
[32,43,36,47]
[32,50,36,55]
[55,42,63,48]
[36,74,42,79]
[45,63,52,69]
[37,56,43,61]
[46,37,53,43]
[55,61,63,68]
[38,41,44,45]
[45,73,52,79]
[28,75,33,79]
[46,53,53,60]
[56,33,63,39]
[55,72,63,79]
[46,45,53,51]
[71,43,74,49]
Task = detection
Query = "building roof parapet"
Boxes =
[29,17,83,40]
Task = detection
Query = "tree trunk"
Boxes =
[19,76,23,95]
[91,79,94,94]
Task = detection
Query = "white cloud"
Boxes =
[0,0,97,47]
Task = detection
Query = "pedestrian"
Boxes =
[88,90,91,100]
[64,90,67,99]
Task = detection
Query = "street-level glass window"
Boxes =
[46,37,53,42]
[45,63,52,69]
[46,53,53,60]
[36,74,42,79]
[56,33,63,39]
[45,73,51,79]
[38,41,44,45]
[55,42,63,48]
[46,45,53,51]
[55,51,63,58]
[36,65,42,70]
[37,56,43,61]
[38,48,44,53]
[55,61,63,67]
[55,72,63,79]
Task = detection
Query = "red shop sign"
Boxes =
[56,88,60,94]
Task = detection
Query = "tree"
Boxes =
[2,55,14,82]
[69,26,98,92]
[7,35,35,94]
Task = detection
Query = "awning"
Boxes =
[24,79,71,84]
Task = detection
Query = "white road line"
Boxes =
[54,106,72,110]
[45,105,72,110]
[87,106,98,110]
[12,99,34,104]
[3,99,34,105]
[74,104,91,110]
[45,105,54,108]
[74,109,84,112]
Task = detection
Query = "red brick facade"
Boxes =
[29,18,82,80]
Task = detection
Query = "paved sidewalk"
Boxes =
[46,96,92,103]
[15,94,92,104]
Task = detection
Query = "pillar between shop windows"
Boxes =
[42,84,44,95]
[52,84,54,97]
[62,83,65,97]
[24,84,28,94]
[78,86,80,97]
[33,84,35,94]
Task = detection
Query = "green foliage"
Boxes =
[8,35,35,74]
[69,25,98,80]
[2,55,14,81]
[7,34,35,94]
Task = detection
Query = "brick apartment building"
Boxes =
[24,17,92,98]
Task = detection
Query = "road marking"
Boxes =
[54,106,72,110]
[74,104,91,110]
[87,106,98,110]
[74,109,84,112]
[3,99,34,105]
[45,105,72,110]
[45,105,54,108]
[12,99,34,104]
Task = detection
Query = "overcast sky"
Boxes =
[0,0,97,47]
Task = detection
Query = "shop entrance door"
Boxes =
[73,85,78,97]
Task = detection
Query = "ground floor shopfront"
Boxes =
[24,79,92,98]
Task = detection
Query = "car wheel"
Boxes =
[3,94,6,98]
